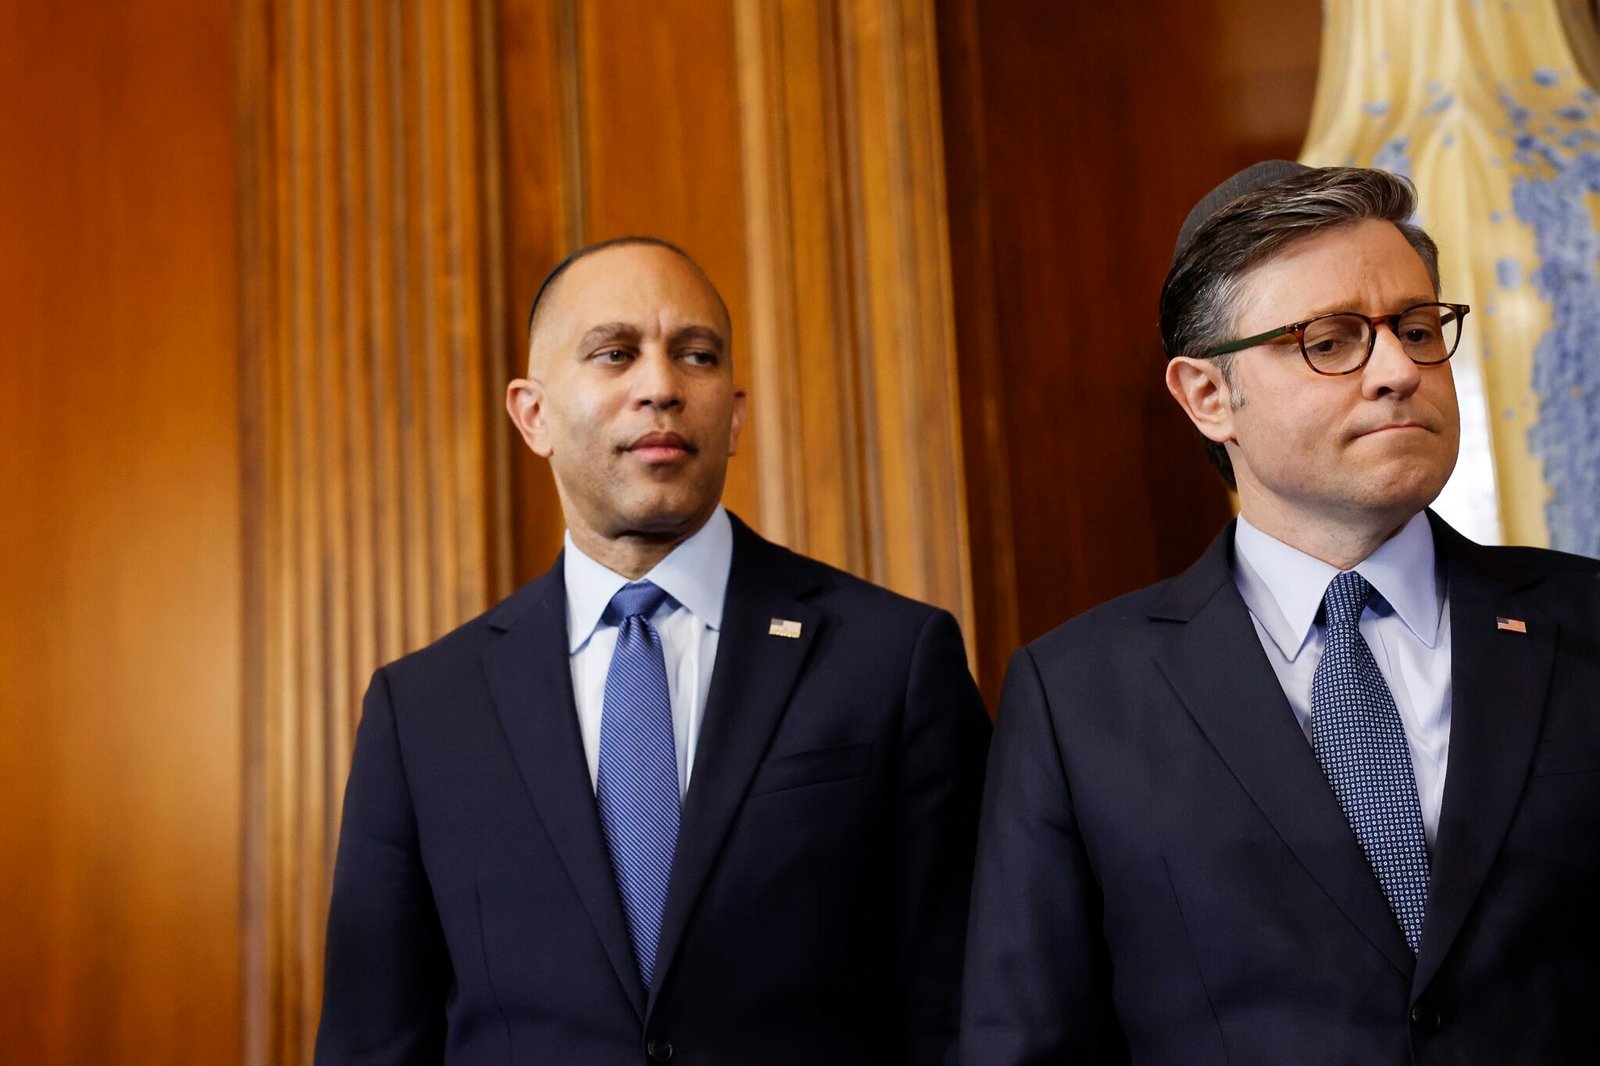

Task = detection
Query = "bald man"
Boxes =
[316,237,990,1065]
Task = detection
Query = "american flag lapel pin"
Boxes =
[1496,616,1528,634]
[768,618,803,639]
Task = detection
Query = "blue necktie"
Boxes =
[1311,570,1430,953]
[595,581,680,985]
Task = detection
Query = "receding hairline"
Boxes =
[524,236,732,353]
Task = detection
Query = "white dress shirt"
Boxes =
[1232,511,1453,846]
[564,506,733,798]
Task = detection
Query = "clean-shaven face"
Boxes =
[512,243,747,545]
[1219,218,1461,534]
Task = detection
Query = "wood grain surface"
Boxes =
[938,0,1320,699]
[0,2,242,1062]
[237,1,510,1058]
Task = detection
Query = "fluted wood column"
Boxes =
[237,1,510,1061]
[736,0,973,631]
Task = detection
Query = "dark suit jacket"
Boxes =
[316,514,990,1066]
[960,513,1600,1065]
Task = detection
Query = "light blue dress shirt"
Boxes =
[564,505,733,798]
[1232,511,1453,845]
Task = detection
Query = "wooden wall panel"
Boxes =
[499,0,759,587]
[0,2,242,1063]
[937,0,1322,699]
[579,0,762,529]
[237,1,511,1060]
[498,0,760,584]
[498,0,582,579]
[737,0,972,621]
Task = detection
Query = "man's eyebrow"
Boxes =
[576,322,643,350]
[671,324,727,351]
[1300,295,1440,319]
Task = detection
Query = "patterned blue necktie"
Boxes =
[1311,570,1430,953]
[595,581,680,985]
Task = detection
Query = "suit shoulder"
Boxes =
[375,578,551,682]
[1476,541,1600,577]
[1457,539,1600,619]
[751,533,950,625]
[1022,576,1182,663]
[1473,543,1600,636]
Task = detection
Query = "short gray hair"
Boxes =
[1158,167,1441,488]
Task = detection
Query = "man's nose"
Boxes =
[1360,322,1423,399]
[633,348,684,408]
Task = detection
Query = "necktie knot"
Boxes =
[1323,570,1373,633]
[605,581,669,625]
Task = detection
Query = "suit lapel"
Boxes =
[647,521,822,1014]
[1413,516,1555,994]
[1152,524,1415,977]
[481,564,647,1020]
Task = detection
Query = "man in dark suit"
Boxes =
[959,163,1600,1063]
[316,237,990,1065]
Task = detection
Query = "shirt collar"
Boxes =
[1232,510,1443,661]
[563,505,734,654]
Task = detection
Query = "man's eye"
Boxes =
[593,348,631,364]
[682,349,717,366]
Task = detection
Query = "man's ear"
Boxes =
[506,377,553,457]
[1165,356,1237,446]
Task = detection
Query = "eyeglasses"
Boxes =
[1201,301,1470,376]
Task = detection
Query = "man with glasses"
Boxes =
[959,163,1600,1063]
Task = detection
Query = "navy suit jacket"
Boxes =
[317,514,990,1065]
[960,513,1600,1064]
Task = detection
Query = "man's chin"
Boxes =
[611,496,719,541]
[1356,463,1453,519]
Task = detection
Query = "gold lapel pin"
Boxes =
[768,618,803,639]
[1496,616,1528,634]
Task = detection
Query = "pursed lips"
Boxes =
[1351,418,1431,440]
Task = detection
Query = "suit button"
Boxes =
[646,1037,674,1061]
[1410,1003,1443,1033]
